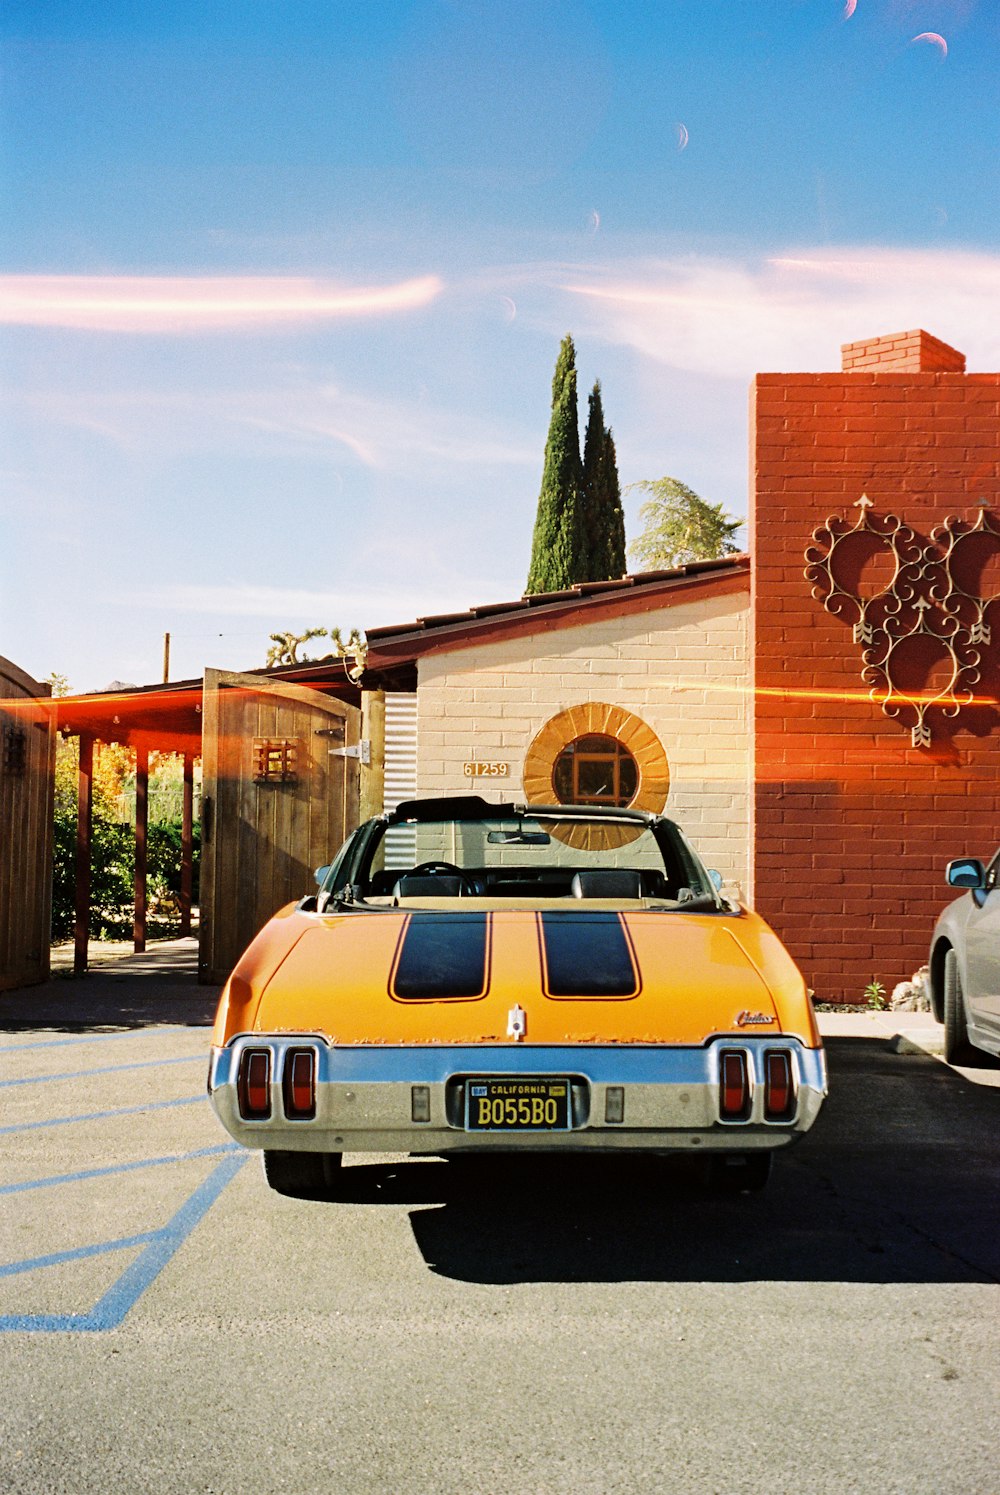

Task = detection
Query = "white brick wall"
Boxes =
[413,590,752,895]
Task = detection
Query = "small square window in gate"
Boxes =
[252,737,299,783]
[2,726,27,777]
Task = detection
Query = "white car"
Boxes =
[929,855,1000,1064]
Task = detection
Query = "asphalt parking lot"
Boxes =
[0,947,998,1495]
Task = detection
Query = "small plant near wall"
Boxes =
[865,978,887,1010]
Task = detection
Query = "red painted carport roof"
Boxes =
[52,663,362,752]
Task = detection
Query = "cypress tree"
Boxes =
[600,423,626,578]
[526,335,584,594]
[581,381,626,581]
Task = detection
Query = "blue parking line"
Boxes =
[0,1054,202,1089]
[0,1029,206,1053]
[0,1095,205,1135]
[0,1143,238,1196]
[0,1231,160,1278]
[0,1152,248,1332]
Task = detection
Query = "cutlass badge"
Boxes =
[736,1010,775,1027]
[507,1003,527,1041]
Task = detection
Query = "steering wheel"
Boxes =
[412,860,464,879]
[410,860,475,894]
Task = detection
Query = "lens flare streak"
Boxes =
[0,275,445,334]
[911,31,948,57]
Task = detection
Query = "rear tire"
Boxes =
[708,1152,772,1193]
[262,1150,343,1200]
[943,949,978,1065]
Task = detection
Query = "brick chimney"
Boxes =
[840,328,966,373]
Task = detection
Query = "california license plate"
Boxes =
[465,1077,570,1131]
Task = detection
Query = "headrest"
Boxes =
[393,875,464,899]
[570,870,643,899]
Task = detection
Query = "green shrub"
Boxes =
[51,807,200,942]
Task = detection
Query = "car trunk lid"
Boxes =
[251,909,780,1045]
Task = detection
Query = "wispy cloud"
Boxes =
[0,274,444,333]
[241,386,538,470]
[111,580,498,628]
[13,380,537,473]
[555,247,1000,378]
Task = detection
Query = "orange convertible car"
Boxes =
[208,797,827,1197]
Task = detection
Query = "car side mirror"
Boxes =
[314,864,332,887]
[946,858,985,890]
[708,869,723,891]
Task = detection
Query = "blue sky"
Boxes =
[2,0,998,690]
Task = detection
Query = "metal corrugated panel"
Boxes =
[382,693,417,869]
[383,693,417,809]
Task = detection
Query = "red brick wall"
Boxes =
[751,332,1000,1002]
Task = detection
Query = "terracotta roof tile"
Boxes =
[364,555,750,657]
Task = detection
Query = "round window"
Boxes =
[552,734,639,808]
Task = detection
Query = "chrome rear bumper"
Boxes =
[208,1037,827,1155]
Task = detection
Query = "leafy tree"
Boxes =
[263,625,367,682]
[526,335,584,593]
[266,628,329,667]
[628,477,743,570]
[580,381,626,581]
[328,626,367,683]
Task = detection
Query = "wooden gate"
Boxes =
[0,657,55,991]
[199,670,361,984]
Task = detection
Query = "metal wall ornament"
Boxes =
[804,496,998,748]
[804,494,923,646]
[930,503,1000,646]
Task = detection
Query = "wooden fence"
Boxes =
[0,656,55,991]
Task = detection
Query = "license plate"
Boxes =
[465,1077,570,1131]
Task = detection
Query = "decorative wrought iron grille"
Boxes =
[805,496,1000,747]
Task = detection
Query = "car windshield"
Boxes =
[338,810,719,907]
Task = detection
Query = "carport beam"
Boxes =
[134,744,148,953]
[180,753,194,937]
[74,733,94,975]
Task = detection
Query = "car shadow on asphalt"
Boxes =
[0,974,220,1031]
[335,1038,1000,1286]
[0,939,220,1032]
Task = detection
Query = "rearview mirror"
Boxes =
[314,864,332,887]
[487,830,550,845]
[946,858,985,890]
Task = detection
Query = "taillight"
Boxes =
[719,1050,750,1121]
[283,1048,316,1120]
[238,1048,271,1120]
[764,1050,795,1121]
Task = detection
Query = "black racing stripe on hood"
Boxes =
[538,912,640,999]
[390,914,491,1001]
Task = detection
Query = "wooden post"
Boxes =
[134,742,148,953]
[360,689,385,822]
[180,752,194,937]
[74,733,93,976]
